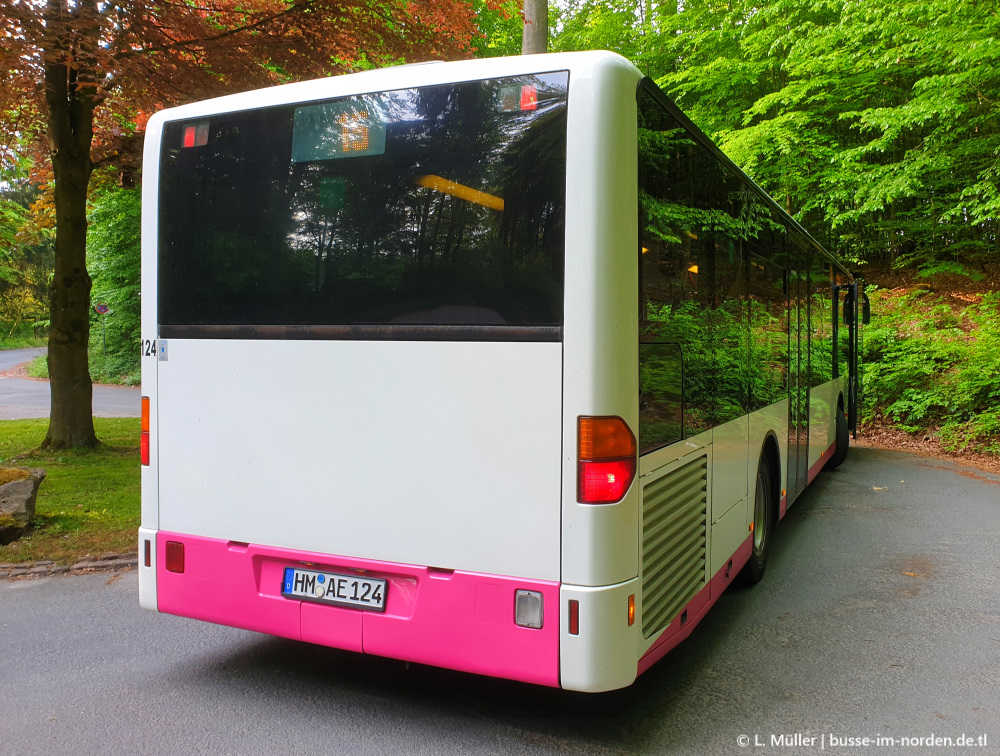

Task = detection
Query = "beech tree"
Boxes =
[521,0,546,54]
[0,0,482,448]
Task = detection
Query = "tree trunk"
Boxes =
[41,0,99,449]
[522,0,548,55]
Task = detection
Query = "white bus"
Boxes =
[138,51,864,692]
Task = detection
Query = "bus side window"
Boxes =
[637,86,755,446]
[748,252,789,410]
[808,254,835,386]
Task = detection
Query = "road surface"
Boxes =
[1,447,998,755]
[0,347,140,419]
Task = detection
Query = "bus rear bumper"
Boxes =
[148,531,561,687]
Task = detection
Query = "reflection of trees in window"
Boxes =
[158,74,568,329]
[809,257,834,386]
[749,254,788,410]
[638,87,790,452]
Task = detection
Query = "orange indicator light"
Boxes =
[628,594,635,627]
[749,522,755,532]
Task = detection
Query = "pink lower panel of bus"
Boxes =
[807,442,836,485]
[156,532,560,687]
[637,534,753,676]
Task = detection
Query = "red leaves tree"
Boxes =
[0,0,480,448]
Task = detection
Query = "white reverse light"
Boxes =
[514,590,544,629]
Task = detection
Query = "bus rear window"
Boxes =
[157,72,569,339]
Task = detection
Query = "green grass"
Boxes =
[0,418,140,565]
[23,351,139,386]
[25,354,48,379]
[0,335,47,350]
[0,321,47,350]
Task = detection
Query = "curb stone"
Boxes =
[0,552,138,580]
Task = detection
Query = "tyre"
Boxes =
[826,404,849,469]
[744,452,775,584]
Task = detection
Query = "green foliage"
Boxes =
[0,153,52,337]
[87,186,141,385]
[552,0,1000,276]
[471,0,523,57]
[861,289,1000,454]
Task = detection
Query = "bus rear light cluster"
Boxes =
[140,396,150,466]
[577,416,636,504]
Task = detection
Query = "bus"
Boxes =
[138,51,867,693]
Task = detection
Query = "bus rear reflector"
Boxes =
[140,396,150,466]
[577,416,636,503]
[165,541,185,573]
[568,600,579,635]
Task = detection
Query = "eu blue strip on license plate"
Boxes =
[281,567,387,612]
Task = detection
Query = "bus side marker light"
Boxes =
[578,417,637,504]
[569,600,579,635]
[515,590,544,629]
[144,539,151,568]
[749,522,754,533]
[628,594,635,627]
[165,541,185,574]
[140,396,150,466]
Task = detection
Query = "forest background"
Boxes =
[2,0,999,459]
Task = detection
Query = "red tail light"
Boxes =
[577,416,636,504]
[568,599,579,635]
[579,459,636,503]
[140,396,150,466]
[165,541,185,573]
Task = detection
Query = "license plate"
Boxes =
[281,567,388,612]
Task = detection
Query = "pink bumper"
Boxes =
[155,532,560,687]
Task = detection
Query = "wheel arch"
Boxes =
[759,431,781,524]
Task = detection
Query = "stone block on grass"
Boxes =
[0,467,46,545]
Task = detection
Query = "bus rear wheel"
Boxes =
[744,453,774,584]
[826,405,849,469]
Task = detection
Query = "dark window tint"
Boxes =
[809,255,835,387]
[638,87,750,452]
[158,73,568,339]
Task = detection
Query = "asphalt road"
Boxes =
[0,347,140,419]
[1,446,998,756]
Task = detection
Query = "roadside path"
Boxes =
[0,347,140,419]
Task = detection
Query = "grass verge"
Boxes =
[0,336,47,350]
[0,418,139,565]
[24,351,140,386]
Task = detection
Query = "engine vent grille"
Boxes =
[641,454,708,638]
